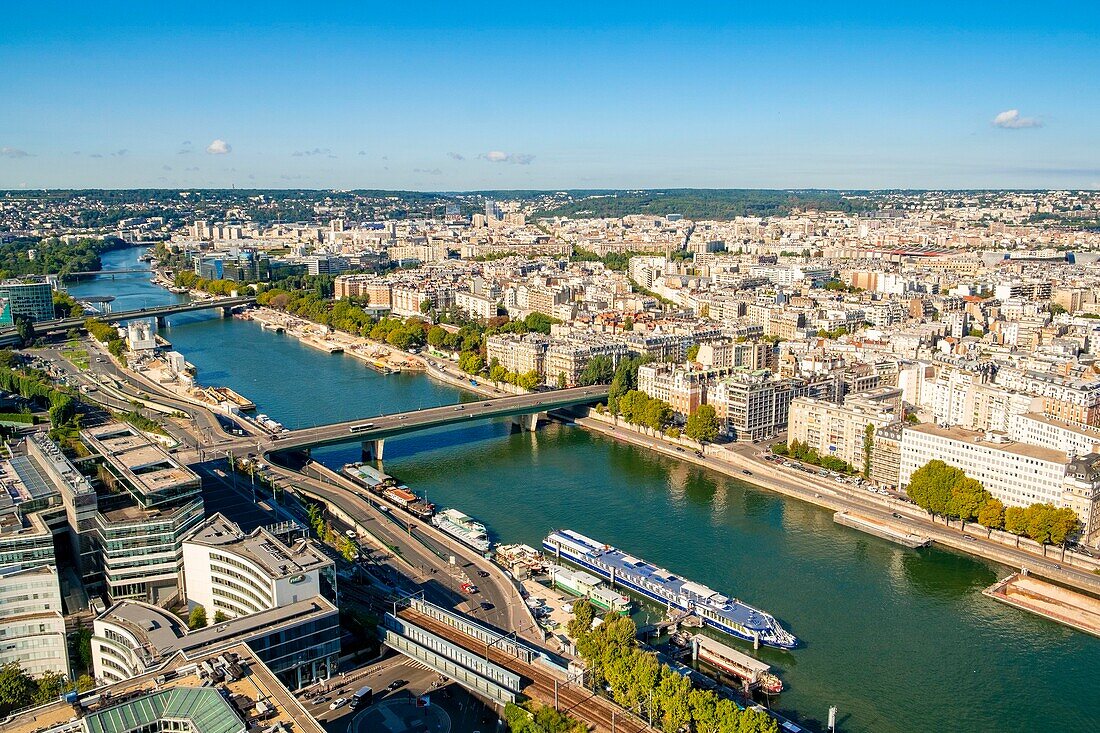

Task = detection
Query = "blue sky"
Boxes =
[1,1,1098,190]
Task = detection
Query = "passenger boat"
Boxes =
[544,529,796,649]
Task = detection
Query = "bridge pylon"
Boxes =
[362,438,385,462]
[512,411,546,432]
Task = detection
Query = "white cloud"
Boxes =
[479,150,534,164]
[206,139,232,154]
[992,109,1042,129]
[1,147,31,159]
[447,152,465,160]
[292,147,332,157]
[413,168,443,175]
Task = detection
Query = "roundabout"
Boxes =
[348,697,451,733]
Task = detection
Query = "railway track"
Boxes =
[398,607,651,733]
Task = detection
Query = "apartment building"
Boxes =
[455,290,499,320]
[546,340,628,387]
[787,394,900,472]
[637,364,730,417]
[994,367,1100,427]
[1011,413,1100,456]
[182,514,335,621]
[486,333,550,375]
[696,339,775,371]
[334,274,392,307]
[391,285,454,317]
[711,370,805,442]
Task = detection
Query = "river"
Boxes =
[68,247,1099,733]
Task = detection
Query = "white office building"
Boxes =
[0,565,70,675]
[182,514,335,620]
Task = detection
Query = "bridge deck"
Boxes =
[268,386,607,451]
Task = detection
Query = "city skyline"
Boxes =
[2,2,1099,190]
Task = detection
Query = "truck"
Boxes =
[350,685,373,709]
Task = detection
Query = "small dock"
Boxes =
[833,511,931,548]
[984,573,1100,637]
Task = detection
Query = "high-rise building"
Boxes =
[0,278,54,324]
[0,565,69,676]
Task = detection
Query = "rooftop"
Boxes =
[81,424,199,500]
[2,642,323,733]
[184,513,332,578]
[906,423,1067,463]
[97,596,337,662]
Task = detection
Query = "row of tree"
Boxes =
[84,318,128,363]
[568,600,778,733]
[487,362,541,390]
[615,390,674,433]
[503,702,586,733]
[772,440,855,475]
[0,355,77,429]
[906,460,1079,545]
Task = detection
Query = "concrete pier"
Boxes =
[984,573,1100,637]
[511,411,546,432]
[833,511,932,548]
[362,438,385,462]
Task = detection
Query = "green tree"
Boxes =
[213,610,229,623]
[684,404,720,443]
[516,370,541,391]
[977,498,1005,531]
[643,398,672,432]
[556,372,567,389]
[71,625,93,671]
[188,605,208,630]
[862,423,875,479]
[947,476,990,522]
[567,598,596,638]
[578,355,615,386]
[1004,506,1028,535]
[906,460,961,517]
[0,663,36,715]
[686,343,701,361]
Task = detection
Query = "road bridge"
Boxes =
[61,267,152,278]
[26,296,257,335]
[265,385,607,459]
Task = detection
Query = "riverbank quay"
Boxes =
[573,411,1100,596]
[240,307,424,371]
[833,511,932,548]
[984,573,1100,637]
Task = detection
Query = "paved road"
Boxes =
[264,459,542,643]
[580,416,1100,594]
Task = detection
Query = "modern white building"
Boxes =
[0,565,70,676]
[92,595,340,690]
[182,514,335,621]
[898,424,1100,544]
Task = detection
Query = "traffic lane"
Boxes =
[288,472,517,631]
[304,658,443,726]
